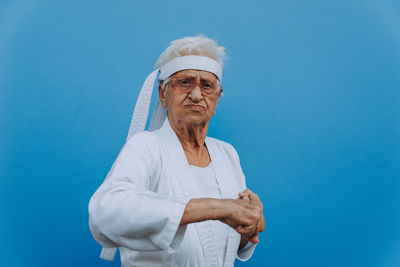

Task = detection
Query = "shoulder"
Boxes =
[124,131,163,159]
[207,136,247,190]
[126,131,161,147]
[206,136,240,163]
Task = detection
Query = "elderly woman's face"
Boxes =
[159,69,221,126]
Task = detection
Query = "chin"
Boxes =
[183,114,210,125]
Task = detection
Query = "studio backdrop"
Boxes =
[1,1,399,266]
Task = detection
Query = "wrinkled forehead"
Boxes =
[170,69,219,81]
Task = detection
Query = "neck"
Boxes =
[168,115,209,151]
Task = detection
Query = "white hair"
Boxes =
[154,35,227,69]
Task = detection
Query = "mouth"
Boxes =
[185,104,206,110]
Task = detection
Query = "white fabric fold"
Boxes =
[148,99,167,132]
[99,247,117,261]
[127,68,160,140]
[237,242,257,261]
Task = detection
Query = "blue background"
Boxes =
[1,0,399,266]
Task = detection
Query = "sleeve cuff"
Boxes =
[237,241,257,261]
[159,197,190,253]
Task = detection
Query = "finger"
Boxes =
[239,195,251,201]
[249,234,259,244]
[241,189,253,194]
[248,193,261,203]
[254,220,262,237]
[238,189,253,197]
[242,223,259,238]
[239,189,262,204]
[238,193,250,199]
[235,225,246,235]
[260,216,266,232]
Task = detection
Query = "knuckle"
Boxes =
[250,212,258,221]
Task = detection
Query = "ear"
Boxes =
[218,87,223,97]
[213,90,221,116]
[158,84,167,108]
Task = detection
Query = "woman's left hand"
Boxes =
[238,189,265,245]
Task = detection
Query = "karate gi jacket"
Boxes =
[88,118,256,266]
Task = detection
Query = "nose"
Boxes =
[188,84,203,102]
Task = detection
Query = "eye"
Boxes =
[202,82,212,88]
[177,78,193,87]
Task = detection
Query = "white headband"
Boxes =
[126,55,223,140]
[159,55,222,81]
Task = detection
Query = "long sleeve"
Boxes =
[88,132,189,253]
[237,241,257,261]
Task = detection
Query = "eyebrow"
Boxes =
[174,74,217,81]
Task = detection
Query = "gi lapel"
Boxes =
[206,138,241,267]
[157,119,219,267]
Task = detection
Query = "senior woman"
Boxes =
[88,35,265,266]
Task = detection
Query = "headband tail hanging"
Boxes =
[126,68,160,141]
[148,99,167,131]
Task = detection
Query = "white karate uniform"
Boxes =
[88,118,256,266]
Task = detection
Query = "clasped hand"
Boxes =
[219,189,265,244]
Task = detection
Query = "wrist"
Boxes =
[213,199,233,221]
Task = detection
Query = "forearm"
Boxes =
[180,198,228,226]
[181,197,262,245]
